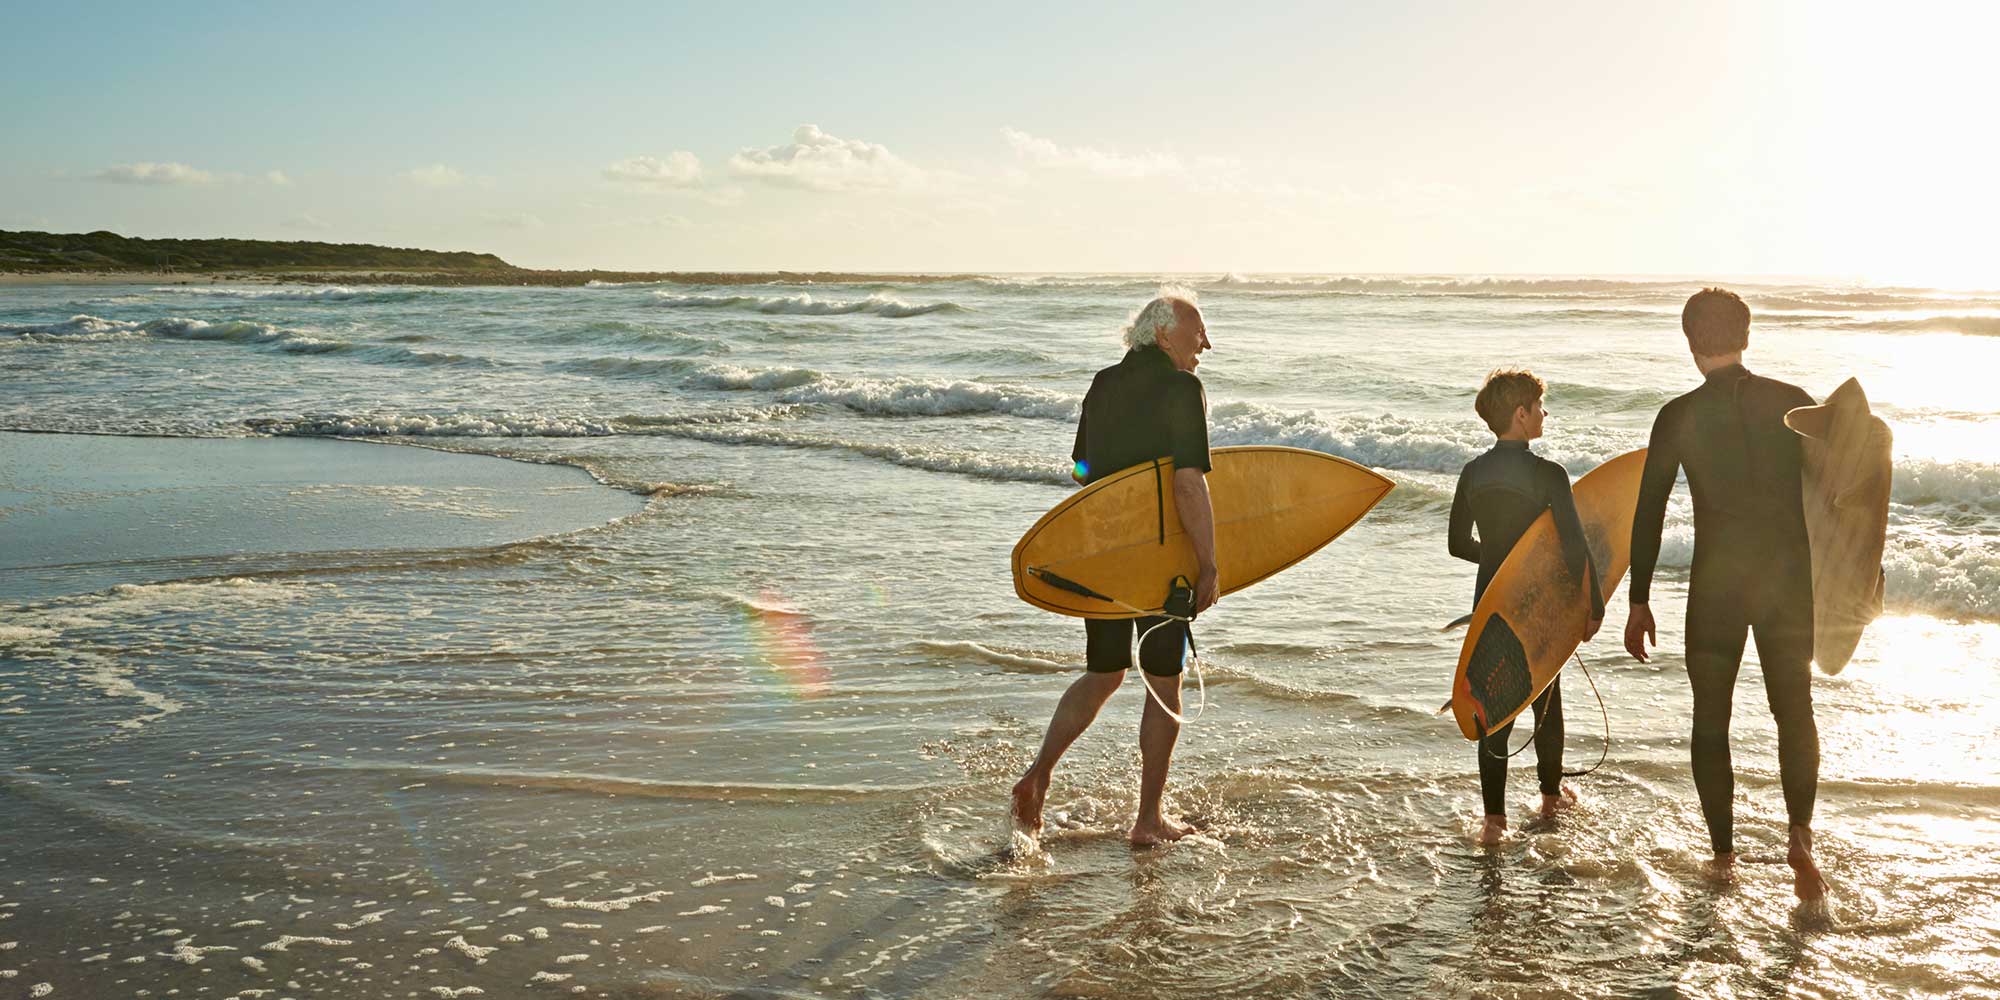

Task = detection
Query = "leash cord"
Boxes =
[1478,648,1611,778]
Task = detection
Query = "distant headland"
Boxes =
[0,229,970,286]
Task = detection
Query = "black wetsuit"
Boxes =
[1070,345,1211,676]
[1449,440,1603,816]
[1630,363,1817,855]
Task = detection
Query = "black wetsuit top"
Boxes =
[1630,362,1815,606]
[1448,439,1599,812]
[1448,440,1603,618]
[1071,346,1210,484]
[1628,362,1819,855]
[1070,345,1211,675]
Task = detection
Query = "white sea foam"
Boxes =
[775,376,1078,420]
[1207,401,1628,475]
[690,364,824,391]
[650,291,961,317]
[252,411,616,438]
[1885,534,2000,619]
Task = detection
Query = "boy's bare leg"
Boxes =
[1130,671,1193,846]
[1012,670,1124,834]
[1789,824,1826,901]
[1479,814,1507,845]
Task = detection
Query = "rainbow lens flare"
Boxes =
[742,589,831,697]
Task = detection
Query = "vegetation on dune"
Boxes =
[0,229,515,273]
[0,228,978,286]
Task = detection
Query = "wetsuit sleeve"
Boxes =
[1544,462,1604,619]
[1629,403,1682,605]
[1167,375,1211,473]
[1071,404,1088,468]
[1448,467,1480,564]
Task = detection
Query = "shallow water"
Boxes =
[2,276,1998,998]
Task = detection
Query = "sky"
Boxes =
[3,0,1995,281]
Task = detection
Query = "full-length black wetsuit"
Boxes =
[1449,440,1603,816]
[1630,363,1817,855]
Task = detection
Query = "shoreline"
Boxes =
[0,430,645,603]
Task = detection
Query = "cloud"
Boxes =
[265,170,293,186]
[728,124,922,192]
[281,214,331,231]
[404,164,465,188]
[1001,129,1184,178]
[605,152,703,188]
[90,162,216,185]
[479,211,545,229]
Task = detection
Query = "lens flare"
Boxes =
[741,589,831,697]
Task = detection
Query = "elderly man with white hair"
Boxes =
[1011,285,1217,848]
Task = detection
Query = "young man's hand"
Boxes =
[1194,565,1220,614]
[1624,603,1656,662]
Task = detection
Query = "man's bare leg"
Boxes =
[1130,671,1193,846]
[1789,824,1826,901]
[1478,814,1507,846]
[1012,670,1124,835]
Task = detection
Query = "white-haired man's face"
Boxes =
[1158,302,1210,374]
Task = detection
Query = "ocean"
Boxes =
[2,275,1997,998]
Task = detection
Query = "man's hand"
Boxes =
[1583,614,1604,642]
[1194,565,1220,615]
[1624,603,1656,662]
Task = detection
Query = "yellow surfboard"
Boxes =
[1012,446,1395,619]
[1450,449,1646,741]
[1786,378,1893,675]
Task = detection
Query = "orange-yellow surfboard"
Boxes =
[1450,449,1646,741]
[1012,446,1394,619]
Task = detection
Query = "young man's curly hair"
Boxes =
[1475,368,1545,435]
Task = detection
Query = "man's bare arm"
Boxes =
[1172,466,1220,613]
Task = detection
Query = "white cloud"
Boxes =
[728,124,922,192]
[404,164,465,188]
[605,152,703,188]
[1001,129,1184,178]
[265,170,292,186]
[479,211,545,229]
[90,162,216,185]
[281,214,331,231]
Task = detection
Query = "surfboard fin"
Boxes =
[1441,613,1473,632]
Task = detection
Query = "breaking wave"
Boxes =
[246,412,615,438]
[4,314,494,367]
[146,286,439,303]
[649,291,962,318]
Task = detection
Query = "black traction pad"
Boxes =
[1467,613,1533,730]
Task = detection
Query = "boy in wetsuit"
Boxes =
[1625,288,1825,900]
[1449,369,1603,845]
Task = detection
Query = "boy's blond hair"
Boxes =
[1475,368,1546,435]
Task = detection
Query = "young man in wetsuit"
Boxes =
[1625,288,1825,901]
[1011,287,1217,848]
[1449,369,1602,845]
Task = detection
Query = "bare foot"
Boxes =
[1540,786,1579,819]
[1706,852,1738,882]
[1129,815,1194,847]
[1478,815,1507,846]
[1010,771,1048,836]
[1789,825,1827,902]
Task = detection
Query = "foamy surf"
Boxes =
[650,290,962,317]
